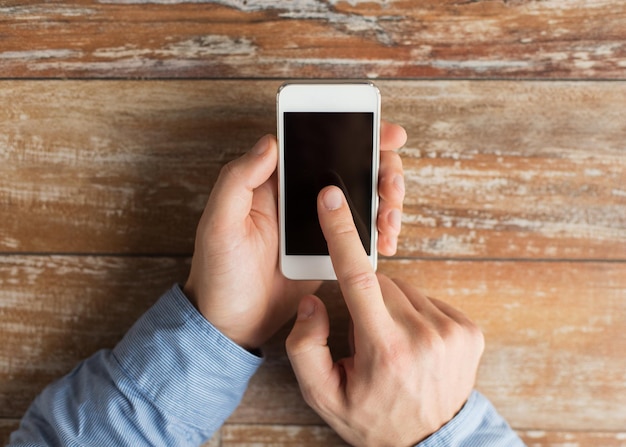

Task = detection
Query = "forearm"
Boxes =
[9,285,263,447]
[417,390,525,447]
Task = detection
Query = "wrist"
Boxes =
[182,279,263,351]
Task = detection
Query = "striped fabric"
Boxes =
[9,285,262,446]
[417,391,526,446]
[9,284,523,446]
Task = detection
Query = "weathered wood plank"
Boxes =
[221,423,348,446]
[221,424,626,447]
[1,80,624,258]
[0,418,221,446]
[392,81,626,260]
[2,255,623,432]
[1,1,626,79]
[0,80,273,254]
[4,419,626,447]
[519,430,626,447]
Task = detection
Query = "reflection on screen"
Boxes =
[284,112,374,255]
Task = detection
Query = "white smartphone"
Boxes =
[277,82,381,280]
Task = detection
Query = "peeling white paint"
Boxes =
[431,59,532,72]
[524,430,546,439]
[0,6,96,16]
[612,189,626,198]
[162,36,256,57]
[97,0,396,45]
[0,236,20,250]
[0,49,81,60]
[404,233,481,257]
[583,168,603,177]
[574,59,596,70]
[30,58,208,73]
[94,36,256,59]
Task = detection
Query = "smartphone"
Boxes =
[277,82,381,280]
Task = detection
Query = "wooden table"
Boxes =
[1,2,625,445]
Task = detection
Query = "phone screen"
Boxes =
[283,112,374,255]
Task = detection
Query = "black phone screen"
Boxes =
[283,112,374,255]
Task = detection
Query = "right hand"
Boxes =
[285,186,485,447]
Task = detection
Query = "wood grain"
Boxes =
[220,425,626,447]
[1,1,626,79]
[4,420,626,447]
[519,430,626,447]
[2,255,624,433]
[2,0,625,444]
[1,80,624,258]
[221,424,348,446]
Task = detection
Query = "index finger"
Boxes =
[317,186,391,333]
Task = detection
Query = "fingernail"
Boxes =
[388,208,402,232]
[252,135,270,155]
[393,175,405,195]
[322,187,343,210]
[298,298,316,320]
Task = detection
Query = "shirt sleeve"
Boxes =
[416,390,526,447]
[9,284,263,447]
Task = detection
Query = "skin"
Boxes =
[183,121,407,350]
[285,186,485,446]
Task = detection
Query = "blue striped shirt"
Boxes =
[9,285,524,446]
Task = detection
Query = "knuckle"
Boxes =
[467,321,486,354]
[341,270,378,292]
[440,317,464,340]
[378,334,410,366]
[330,219,359,237]
[285,333,313,358]
[439,318,485,356]
[221,158,243,181]
[421,326,447,355]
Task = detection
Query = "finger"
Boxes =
[377,151,404,256]
[317,186,390,333]
[392,278,449,323]
[377,230,398,257]
[380,120,408,152]
[286,295,344,415]
[207,134,278,225]
[428,296,476,328]
[378,151,405,208]
[414,293,485,355]
[376,274,427,322]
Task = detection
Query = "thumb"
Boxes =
[286,295,342,413]
[207,134,277,225]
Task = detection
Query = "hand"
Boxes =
[285,186,485,446]
[183,122,407,350]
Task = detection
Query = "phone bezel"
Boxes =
[277,82,381,280]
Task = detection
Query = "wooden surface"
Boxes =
[2,1,626,79]
[2,1,626,446]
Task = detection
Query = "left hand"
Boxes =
[183,121,407,350]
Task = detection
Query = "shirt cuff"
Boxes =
[416,390,520,447]
[112,284,263,432]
